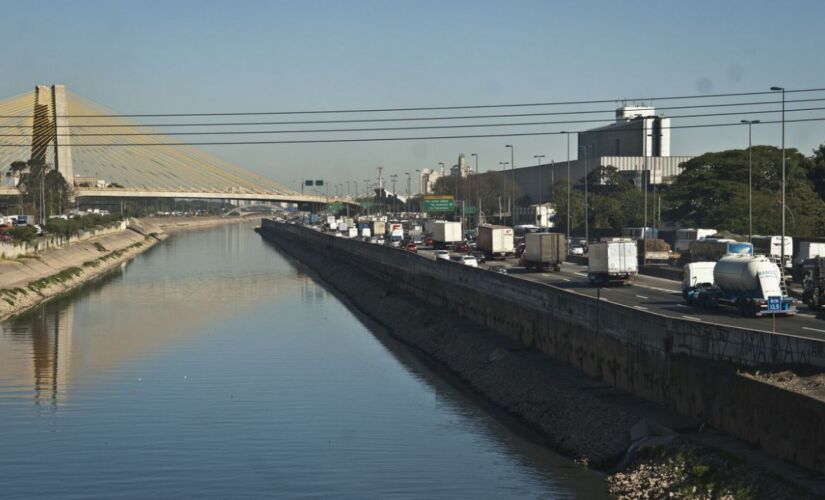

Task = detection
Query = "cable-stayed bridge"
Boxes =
[0,85,343,208]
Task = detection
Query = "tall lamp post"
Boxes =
[579,144,593,244]
[648,132,663,236]
[534,154,545,226]
[471,153,479,226]
[405,172,411,214]
[741,119,760,242]
[562,131,572,242]
[390,174,398,214]
[771,86,786,270]
[505,145,515,225]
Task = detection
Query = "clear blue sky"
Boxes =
[1,0,823,191]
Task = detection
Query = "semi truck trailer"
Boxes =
[431,221,462,249]
[682,255,796,317]
[522,232,566,271]
[587,239,638,285]
[476,224,515,259]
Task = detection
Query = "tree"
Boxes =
[809,143,825,200]
[432,171,522,220]
[665,146,825,236]
[9,160,72,220]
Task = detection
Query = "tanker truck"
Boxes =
[682,255,797,317]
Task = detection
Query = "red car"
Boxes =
[424,236,433,247]
[405,242,418,253]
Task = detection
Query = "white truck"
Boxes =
[587,239,638,285]
[751,235,793,271]
[431,221,462,249]
[522,232,566,271]
[683,256,797,316]
[675,228,717,252]
[476,224,514,259]
[347,227,358,238]
[388,222,404,242]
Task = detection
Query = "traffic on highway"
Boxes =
[293,213,825,341]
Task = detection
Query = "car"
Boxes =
[405,242,417,253]
[424,236,433,247]
[460,255,479,267]
[390,239,401,248]
[435,250,451,261]
[470,250,486,263]
[368,237,378,244]
[494,266,508,275]
[569,245,585,255]
[376,238,386,245]
[453,242,470,252]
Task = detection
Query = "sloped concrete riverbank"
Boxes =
[0,216,251,321]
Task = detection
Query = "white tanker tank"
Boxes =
[683,255,796,316]
[713,255,782,298]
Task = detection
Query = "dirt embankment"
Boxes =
[261,226,821,499]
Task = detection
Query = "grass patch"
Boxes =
[93,242,107,252]
[27,266,83,291]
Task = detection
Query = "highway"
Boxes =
[414,248,825,341]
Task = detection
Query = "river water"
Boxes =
[0,222,608,498]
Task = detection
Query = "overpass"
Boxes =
[0,85,355,210]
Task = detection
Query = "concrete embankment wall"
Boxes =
[261,220,825,474]
[0,220,128,258]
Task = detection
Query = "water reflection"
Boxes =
[0,222,608,498]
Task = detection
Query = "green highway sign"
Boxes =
[464,206,477,215]
[423,198,455,212]
[327,202,343,211]
[359,201,374,209]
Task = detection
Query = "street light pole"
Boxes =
[579,145,592,244]
[648,132,663,236]
[741,119,761,242]
[471,153,479,226]
[390,174,398,214]
[506,145,515,225]
[564,132,571,242]
[405,172,411,214]
[534,154,545,226]
[771,86,786,270]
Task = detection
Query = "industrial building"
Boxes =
[510,105,694,204]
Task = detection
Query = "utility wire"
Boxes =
[0,87,823,118]
[1,96,820,130]
[13,105,825,138]
[0,116,821,147]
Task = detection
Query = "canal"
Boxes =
[0,222,609,498]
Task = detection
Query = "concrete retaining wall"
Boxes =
[262,220,825,474]
[0,220,128,258]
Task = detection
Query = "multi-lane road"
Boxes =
[415,248,825,341]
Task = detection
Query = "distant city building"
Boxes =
[450,154,472,177]
[419,168,442,195]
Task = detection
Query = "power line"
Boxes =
[0,86,823,118]
[0,116,821,147]
[1,96,822,130]
[9,105,825,138]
